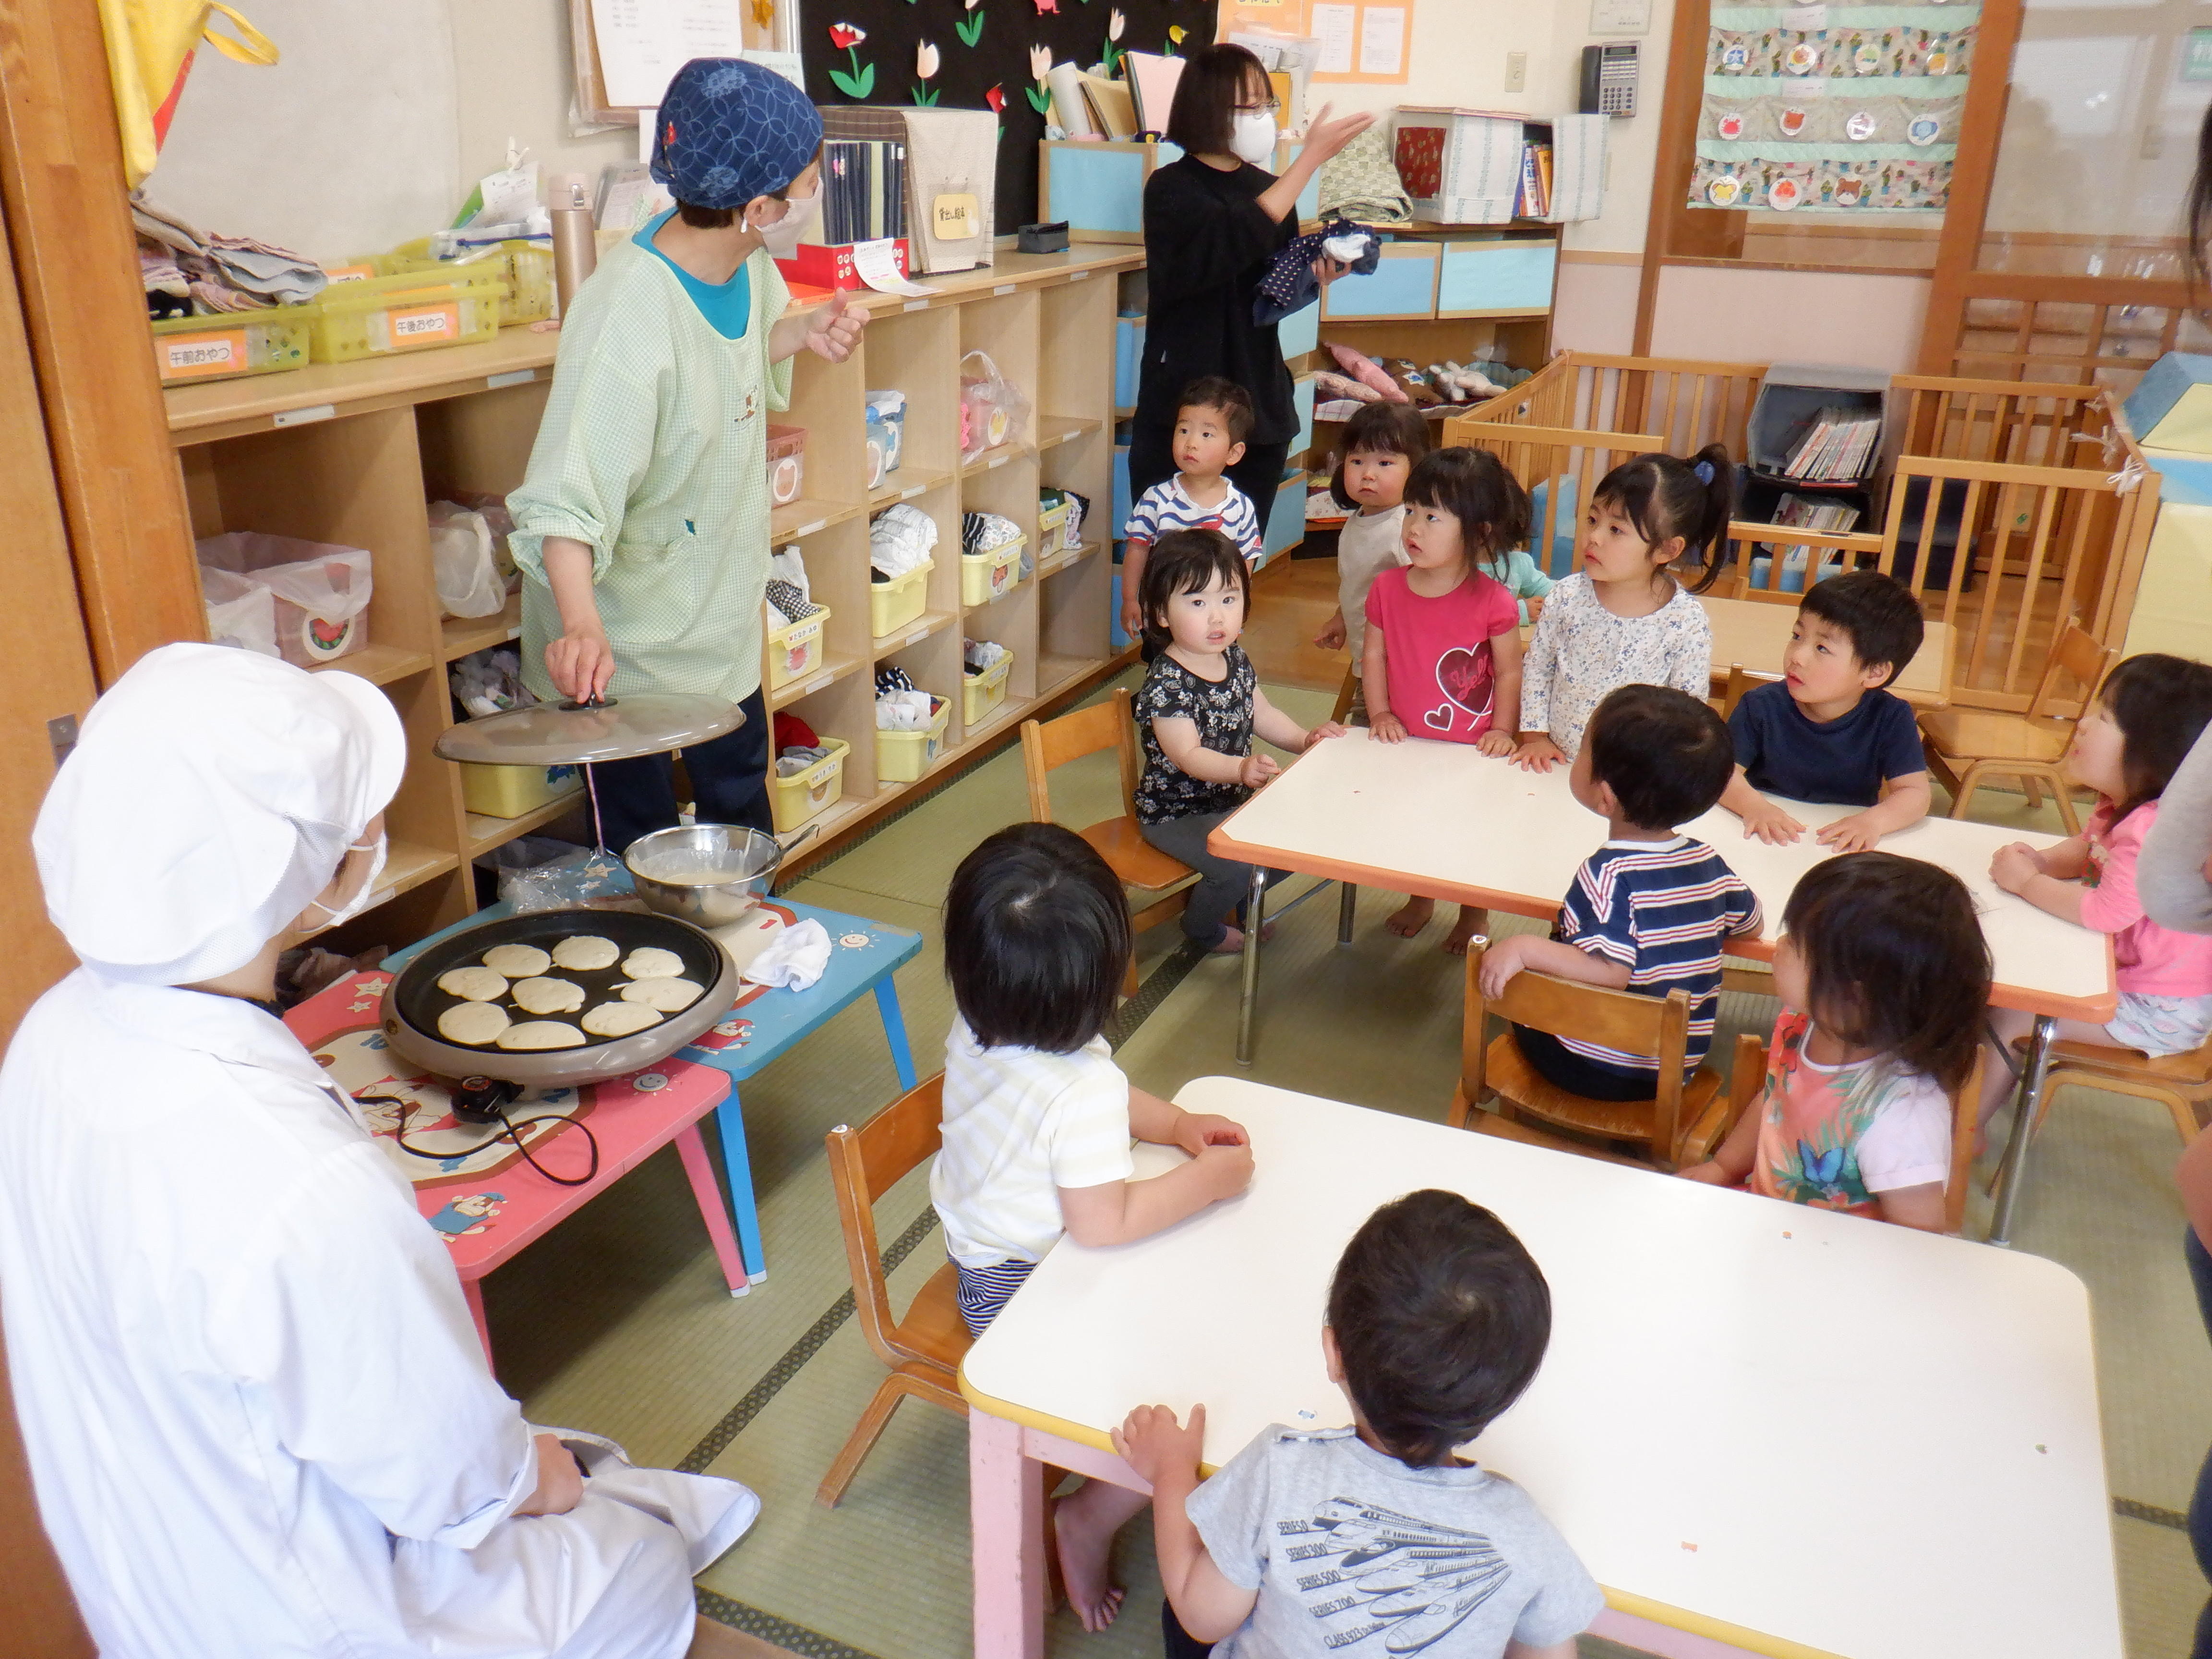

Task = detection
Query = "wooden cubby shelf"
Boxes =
[164,246,1143,946]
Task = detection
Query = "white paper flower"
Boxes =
[916,39,939,78]
[1030,44,1053,80]
[1108,8,1125,40]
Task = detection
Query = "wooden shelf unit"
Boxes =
[165,247,1142,947]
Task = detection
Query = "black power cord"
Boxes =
[359,1077,602,1188]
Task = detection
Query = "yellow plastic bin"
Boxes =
[461,762,584,818]
[770,737,849,832]
[961,538,1025,605]
[877,695,950,781]
[869,560,934,639]
[151,309,311,386]
[764,604,832,692]
[962,650,1014,727]
[304,268,506,362]
[334,242,551,325]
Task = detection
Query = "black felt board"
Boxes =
[801,0,1216,233]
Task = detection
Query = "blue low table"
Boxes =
[385,891,921,1291]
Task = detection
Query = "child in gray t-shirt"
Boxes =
[1115,1190,1602,1658]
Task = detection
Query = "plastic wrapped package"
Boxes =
[195,532,373,667]
[428,502,506,618]
[959,350,1030,460]
[200,566,280,659]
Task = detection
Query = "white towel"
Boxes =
[740,918,831,990]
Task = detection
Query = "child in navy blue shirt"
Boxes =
[1480,685,1762,1101]
[1719,570,1932,854]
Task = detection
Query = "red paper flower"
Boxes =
[829,22,866,49]
[984,83,1006,112]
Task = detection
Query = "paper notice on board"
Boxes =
[1358,7,1406,75]
[1310,3,1356,73]
[592,0,747,108]
[853,238,940,298]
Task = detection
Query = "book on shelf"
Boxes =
[1510,142,1553,218]
[1782,407,1881,482]
[821,140,905,246]
[1121,51,1184,137]
[1079,72,1138,140]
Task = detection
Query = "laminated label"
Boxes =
[160,331,246,380]
[391,304,459,341]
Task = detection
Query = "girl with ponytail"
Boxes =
[1513,443,1732,770]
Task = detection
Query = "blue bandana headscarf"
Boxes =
[650,58,823,211]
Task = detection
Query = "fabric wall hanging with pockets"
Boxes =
[1688,0,1975,216]
[800,1,1214,236]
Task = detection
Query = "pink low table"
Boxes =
[284,969,743,1363]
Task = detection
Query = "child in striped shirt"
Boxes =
[1119,376,1265,642]
[932,822,1256,1633]
[1479,684,1761,1100]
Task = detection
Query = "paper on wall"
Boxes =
[591,0,747,108]
[1310,3,1355,74]
[853,238,940,297]
[1358,8,1405,77]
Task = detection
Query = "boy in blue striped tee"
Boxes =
[1118,376,1264,643]
[1479,684,1762,1101]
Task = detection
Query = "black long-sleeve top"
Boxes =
[1136,156,1299,446]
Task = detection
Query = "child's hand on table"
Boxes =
[1172,1111,1249,1158]
[1990,841,2046,895]
[1314,610,1347,652]
[1303,722,1347,749]
[1193,1138,1256,1202]
[1815,811,1884,854]
[1113,1402,1206,1489]
[1239,752,1281,788]
[1476,730,1516,758]
[1370,711,1407,744]
[1738,797,1807,845]
[1511,735,1564,773]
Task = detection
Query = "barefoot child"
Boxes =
[1984,654,2212,1122]
[1482,685,1760,1101]
[1364,447,1530,954]
[1312,402,1431,724]
[1679,853,1991,1230]
[1137,529,1346,954]
[1121,378,1265,643]
[1514,446,1730,772]
[1118,1189,1602,1657]
[933,822,1257,1630]
[1719,570,1932,854]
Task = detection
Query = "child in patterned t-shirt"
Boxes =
[1135,529,1344,954]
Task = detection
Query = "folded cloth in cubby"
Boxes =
[764,578,821,628]
[876,688,936,729]
[870,503,938,577]
[876,665,917,695]
[776,744,834,776]
[963,638,1010,674]
[961,512,1022,555]
[1316,128,1413,226]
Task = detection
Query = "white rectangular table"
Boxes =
[1208,730,2116,1242]
[960,1079,2122,1659]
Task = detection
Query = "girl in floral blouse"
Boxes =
[1514,445,1731,770]
[1135,529,1344,953]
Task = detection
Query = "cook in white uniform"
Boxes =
[0,643,756,1659]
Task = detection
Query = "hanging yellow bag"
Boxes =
[97,0,277,187]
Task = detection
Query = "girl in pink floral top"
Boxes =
[1984,654,2212,1123]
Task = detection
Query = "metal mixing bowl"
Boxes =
[625,823,784,928]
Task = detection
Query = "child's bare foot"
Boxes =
[1386,897,1434,937]
[1052,1479,1142,1632]
[1442,908,1484,955]
[1208,925,1247,955]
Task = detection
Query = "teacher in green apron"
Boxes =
[509,57,864,851]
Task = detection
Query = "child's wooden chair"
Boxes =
[818,1074,971,1507]
[2007,1035,2207,1152]
[1722,662,1779,718]
[1918,621,2114,834]
[1448,940,1736,1172]
[1022,688,1196,998]
[1330,664,1358,726]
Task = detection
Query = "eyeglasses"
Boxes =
[1234,98,1282,114]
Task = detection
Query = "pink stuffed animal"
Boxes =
[1323,342,1408,403]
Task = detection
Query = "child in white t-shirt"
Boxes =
[1312,401,1431,725]
[933,821,1256,1632]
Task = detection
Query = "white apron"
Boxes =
[0,971,754,1659]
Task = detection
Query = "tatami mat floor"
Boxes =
[478,654,2212,1658]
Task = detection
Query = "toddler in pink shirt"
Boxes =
[1984,654,2212,1120]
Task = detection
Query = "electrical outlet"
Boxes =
[1505,51,1527,92]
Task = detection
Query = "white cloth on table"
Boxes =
[870,503,938,577]
[738,917,831,990]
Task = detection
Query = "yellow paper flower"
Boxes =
[1168,24,1186,44]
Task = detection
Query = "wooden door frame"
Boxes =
[1915,0,2028,374]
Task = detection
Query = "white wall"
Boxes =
[1649,264,1931,373]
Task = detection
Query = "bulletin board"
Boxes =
[1219,0,1414,85]
[799,0,1215,234]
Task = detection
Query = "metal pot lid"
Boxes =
[434,695,745,766]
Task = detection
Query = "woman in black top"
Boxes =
[1131,46,1372,550]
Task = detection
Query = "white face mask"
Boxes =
[752,189,818,258]
[1229,108,1278,167]
[306,833,387,930]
